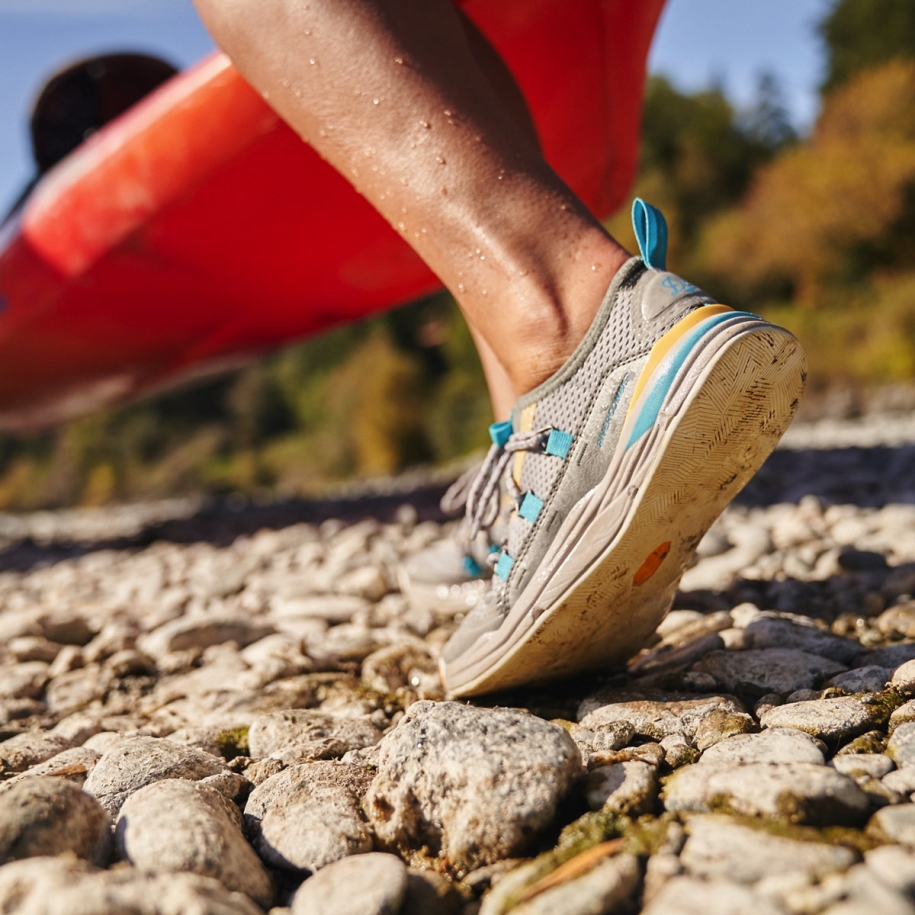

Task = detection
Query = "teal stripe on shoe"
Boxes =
[494,552,514,580]
[625,311,757,451]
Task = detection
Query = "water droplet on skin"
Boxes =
[400,205,408,214]
[420,119,431,129]
[397,221,405,230]
[280,78,290,88]
[475,248,481,254]
[482,289,488,295]
[420,227,427,234]
[294,89,302,98]
[309,58,316,65]
[318,128,327,137]
[475,134,482,142]
[303,28,311,35]
[479,254,485,260]
[443,109,452,117]
[373,98,380,105]
[518,270,529,277]
[457,283,465,291]
[394,56,404,65]
[436,155,446,164]
[401,178,408,186]
[262,90,271,101]
[409,142,416,149]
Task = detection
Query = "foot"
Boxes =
[440,200,807,696]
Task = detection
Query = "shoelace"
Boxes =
[441,422,551,566]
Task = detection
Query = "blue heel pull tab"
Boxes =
[632,198,668,271]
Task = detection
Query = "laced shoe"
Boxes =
[396,462,503,616]
[440,199,807,696]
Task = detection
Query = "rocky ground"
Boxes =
[3,410,915,914]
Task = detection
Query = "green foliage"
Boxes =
[3,2,915,507]
[820,0,915,92]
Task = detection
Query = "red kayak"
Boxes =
[0,0,664,429]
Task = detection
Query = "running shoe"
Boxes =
[440,199,806,696]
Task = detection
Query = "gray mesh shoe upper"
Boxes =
[443,254,716,660]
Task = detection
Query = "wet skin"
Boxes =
[192,0,630,401]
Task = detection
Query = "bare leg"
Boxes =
[193,0,630,396]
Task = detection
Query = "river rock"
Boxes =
[83,735,229,815]
[887,721,915,767]
[680,815,858,884]
[830,753,895,780]
[641,875,785,915]
[699,728,825,766]
[0,855,265,915]
[116,779,273,907]
[510,854,641,915]
[584,760,658,815]
[291,852,407,915]
[759,696,884,742]
[247,709,381,764]
[865,844,915,895]
[0,732,74,776]
[826,666,890,694]
[0,746,100,792]
[244,761,373,872]
[578,692,751,744]
[364,701,580,871]
[867,803,915,846]
[693,649,845,695]
[743,617,862,665]
[664,762,869,825]
[0,776,111,865]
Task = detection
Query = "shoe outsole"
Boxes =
[442,324,807,696]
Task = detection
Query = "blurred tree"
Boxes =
[820,0,915,92]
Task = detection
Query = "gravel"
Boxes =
[1,408,915,911]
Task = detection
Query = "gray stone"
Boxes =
[888,721,915,768]
[0,661,48,699]
[584,761,658,815]
[139,615,273,657]
[0,776,111,865]
[890,699,915,732]
[760,697,883,742]
[744,617,862,665]
[291,852,407,915]
[868,803,915,846]
[813,863,915,915]
[693,649,845,695]
[861,643,915,670]
[244,761,373,873]
[45,666,112,714]
[882,767,915,794]
[699,728,825,766]
[272,594,372,623]
[361,644,441,695]
[892,659,915,695]
[247,709,381,765]
[826,666,889,694]
[0,746,100,793]
[831,753,895,780]
[364,701,580,871]
[680,815,858,884]
[83,735,229,816]
[510,854,641,915]
[0,856,265,915]
[641,876,785,915]
[865,844,915,895]
[400,868,463,915]
[116,779,273,908]
[578,693,750,744]
[568,721,634,765]
[0,731,74,776]
[664,762,869,825]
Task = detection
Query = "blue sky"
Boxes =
[0,0,833,215]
